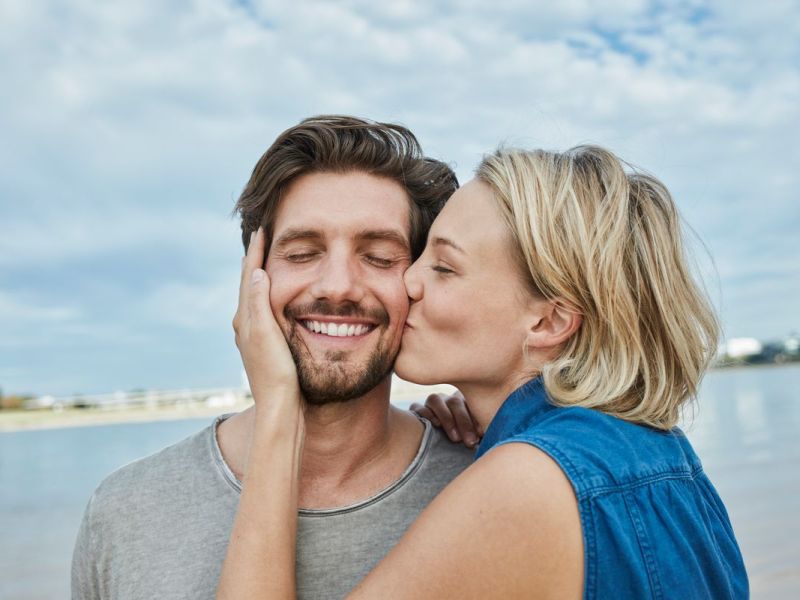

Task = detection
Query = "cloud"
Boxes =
[1,0,797,393]
[0,291,81,324]
[140,271,239,331]
[0,206,240,269]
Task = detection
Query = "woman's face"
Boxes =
[396,179,536,391]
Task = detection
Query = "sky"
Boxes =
[1,0,798,397]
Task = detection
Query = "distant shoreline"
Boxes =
[4,366,796,433]
[0,391,436,434]
[0,401,253,433]
[710,361,800,373]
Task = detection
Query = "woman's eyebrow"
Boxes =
[432,236,466,254]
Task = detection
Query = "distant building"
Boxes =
[722,338,763,359]
[784,333,800,355]
[715,333,800,367]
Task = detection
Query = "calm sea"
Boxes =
[1,365,798,599]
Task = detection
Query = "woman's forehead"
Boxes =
[431,180,508,254]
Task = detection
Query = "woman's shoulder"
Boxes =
[349,440,583,599]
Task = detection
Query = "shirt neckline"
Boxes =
[210,412,434,516]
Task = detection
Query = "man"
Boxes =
[71,116,473,599]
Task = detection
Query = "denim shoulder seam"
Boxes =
[583,464,705,499]
[494,435,705,500]
[493,435,587,491]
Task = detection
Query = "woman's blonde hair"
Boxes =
[476,146,719,430]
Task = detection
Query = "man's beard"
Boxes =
[284,300,396,405]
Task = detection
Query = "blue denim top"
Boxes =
[475,378,748,599]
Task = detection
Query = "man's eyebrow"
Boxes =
[273,229,322,248]
[356,229,410,250]
[432,236,465,254]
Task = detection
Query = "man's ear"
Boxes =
[524,299,582,352]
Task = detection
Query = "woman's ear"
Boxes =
[524,299,582,352]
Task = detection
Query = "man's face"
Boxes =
[266,171,412,405]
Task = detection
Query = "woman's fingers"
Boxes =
[248,268,268,327]
[421,392,481,448]
[238,228,266,313]
[247,267,284,340]
[234,227,268,345]
[245,267,274,394]
[409,402,440,427]
[446,393,481,448]
[423,393,459,441]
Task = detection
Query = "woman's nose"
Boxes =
[404,259,423,301]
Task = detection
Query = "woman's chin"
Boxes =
[394,353,439,386]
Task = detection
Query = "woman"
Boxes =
[217,146,748,598]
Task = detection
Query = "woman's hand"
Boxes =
[217,226,303,600]
[410,391,483,449]
[233,226,300,409]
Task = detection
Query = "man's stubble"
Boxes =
[283,300,396,405]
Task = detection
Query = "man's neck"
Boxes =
[216,377,424,510]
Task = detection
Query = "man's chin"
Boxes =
[296,356,394,406]
[298,370,389,406]
[302,388,361,406]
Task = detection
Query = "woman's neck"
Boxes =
[457,371,535,434]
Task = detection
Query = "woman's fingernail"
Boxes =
[466,434,477,446]
[251,269,264,283]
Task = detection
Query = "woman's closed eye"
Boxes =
[432,264,455,275]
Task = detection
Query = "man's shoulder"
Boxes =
[88,418,223,515]
[73,417,238,600]
[425,420,475,461]
[413,418,474,484]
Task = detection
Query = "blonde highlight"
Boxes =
[477,146,719,430]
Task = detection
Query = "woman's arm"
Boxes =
[216,227,304,600]
[348,442,584,599]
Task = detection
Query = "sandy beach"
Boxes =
[0,380,453,433]
[0,401,253,432]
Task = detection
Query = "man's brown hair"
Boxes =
[234,115,458,258]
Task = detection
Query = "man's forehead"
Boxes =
[272,172,412,244]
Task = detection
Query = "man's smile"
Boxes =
[299,318,377,338]
[285,301,389,350]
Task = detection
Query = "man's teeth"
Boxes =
[303,321,372,337]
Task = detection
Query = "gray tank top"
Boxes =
[72,414,474,600]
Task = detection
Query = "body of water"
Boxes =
[1,365,798,598]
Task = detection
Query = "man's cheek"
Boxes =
[389,286,410,322]
[386,290,410,344]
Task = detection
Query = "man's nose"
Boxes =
[309,252,366,304]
